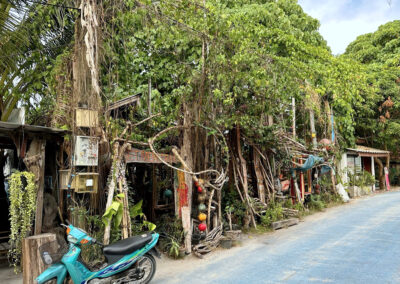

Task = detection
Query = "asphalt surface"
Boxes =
[154,191,400,284]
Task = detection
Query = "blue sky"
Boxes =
[298,0,400,54]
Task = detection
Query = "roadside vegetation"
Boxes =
[1,0,399,264]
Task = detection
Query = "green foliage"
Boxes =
[155,215,184,258]
[348,171,375,188]
[130,200,156,233]
[70,206,105,265]
[102,193,125,229]
[308,194,326,211]
[8,171,37,271]
[260,201,284,228]
[222,189,247,226]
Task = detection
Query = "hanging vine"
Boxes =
[8,171,37,271]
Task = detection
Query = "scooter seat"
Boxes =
[103,233,153,256]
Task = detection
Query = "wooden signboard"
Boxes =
[125,148,177,164]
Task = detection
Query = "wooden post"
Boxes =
[103,143,119,245]
[310,109,317,148]
[118,180,129,239]
[299,159,305,201]
[148,78,152,116]
[151,164,157,222]
[174,101,193,253]
[307,170,312,194]
[35,141,46,235]
[23,233,56,284]
[292,97,296,139]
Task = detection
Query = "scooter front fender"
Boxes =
[36,263,67,284]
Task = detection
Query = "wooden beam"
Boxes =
[35,141,46,235]
[272,218,299,230]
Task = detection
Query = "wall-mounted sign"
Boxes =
[74,136,99,166]
[125,148,177,164]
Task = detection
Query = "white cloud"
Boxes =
[298,0,400,54]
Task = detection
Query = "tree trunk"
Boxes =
[253,149,265,203]
[23,233,56,284]
[375,157,385,190]
[236,125,257,228]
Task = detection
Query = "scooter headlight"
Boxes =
[67,234,78,244]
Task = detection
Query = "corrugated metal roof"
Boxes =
[107,94,141,112]
[346,145,390,155]
[0,121,69,135]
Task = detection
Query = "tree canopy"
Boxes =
[344,20,400,154]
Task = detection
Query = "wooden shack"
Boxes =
[0,121,69,255]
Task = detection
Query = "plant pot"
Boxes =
[220,238,233,249]
[225,230,242,241]
[179,247,186,258]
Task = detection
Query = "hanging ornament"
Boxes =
[194,181,199,187]
[198,213,207,222]
[197,186,203,193]
[198,223,207,231]
[198,203,206,211]
[164,189,173,198]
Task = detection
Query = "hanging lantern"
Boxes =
[198,223,207,231]
[198,213,207,222]
[164,189,173,198]
[197,186,203,193]
[198,203,206,211]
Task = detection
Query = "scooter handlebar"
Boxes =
[92,238,104,247]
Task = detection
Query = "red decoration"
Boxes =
[194,181,199,187]
[198,223,207,231]
[197,186,203,193]
[319,138,332,150]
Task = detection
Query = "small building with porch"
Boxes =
[339,145,390,194]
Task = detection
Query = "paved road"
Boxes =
[154,191,400,284]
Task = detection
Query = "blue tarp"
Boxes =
[291,154,332,177]
[292,155,324,172]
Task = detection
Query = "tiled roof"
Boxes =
[346,145,390,155]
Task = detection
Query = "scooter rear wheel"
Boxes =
[134,253,156,283]
[112,253,156,284]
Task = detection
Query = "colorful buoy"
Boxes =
[198,223,207,231]
[164,189,173,198]
[198,213,207,222]
[198,203,206,211]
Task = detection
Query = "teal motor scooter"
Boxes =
[36,223,160,284]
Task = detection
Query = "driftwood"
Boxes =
[282,208,300,218]
[193,224,223,258]
[271,218,299,230]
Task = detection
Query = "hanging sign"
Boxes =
[125,148,177,164]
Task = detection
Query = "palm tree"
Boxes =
[0,0,76,122]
